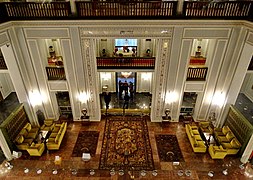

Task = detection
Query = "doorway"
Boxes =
[116,72,136,96]
[180,92,197,115]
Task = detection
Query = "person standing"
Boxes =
[129,81,134,99]
[123,80,129,95]
[119,80,123,99]
[123,94,130,109]
[104,91,111,109]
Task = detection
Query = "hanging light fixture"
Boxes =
[121,72,132,78]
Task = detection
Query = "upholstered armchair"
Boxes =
[208,144,227,159]
[40,119,55,131]
[27,143,45,156]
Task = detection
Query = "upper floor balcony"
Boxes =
[0,1,252,22]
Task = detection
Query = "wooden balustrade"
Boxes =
[46,66,66,80]
[76,1,177,17]
[97,57,155,69]
[183,1,253,18]
[187,67,208,81]
[3,2,71,19]
[0,1,251,21]
[0,56,7,69]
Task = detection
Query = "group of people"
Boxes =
[103,80,134,110]
[119,80,134,100]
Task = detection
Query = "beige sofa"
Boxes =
[46,122,67,150]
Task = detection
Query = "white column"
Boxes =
[0,130,12,161]
[241,134,253,164]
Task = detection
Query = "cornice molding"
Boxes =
[9,19,249,28]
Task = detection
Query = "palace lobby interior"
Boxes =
[0,0,253,179]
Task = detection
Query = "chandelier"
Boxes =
[121,72,132,78]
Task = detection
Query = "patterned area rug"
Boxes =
[155,134,184,162]
[99,116,154,170]
[72,131,99,157]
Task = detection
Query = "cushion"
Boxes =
[226,132,235,141]
[53,127,60,133]
[44,119,54,126]
[30,142,36,147]
[47,138,55,143]
[24,123,32,132]
[200,122,210,128]
[189,129,194,137]
[26,132,37,139]
[61,123,65,129]
[222,126,230,135]
[190,125,198,129]
[194,135,203,141]
[221,142,232,149]
[19,128,28,137]
[15,135,24,144]
[197,140,206,147]
[230,138,241,148]
[55,134,60,143]
[50,133,58,138]
[23,138,34,145]
[193,138,198,147]
[192,129,199,135]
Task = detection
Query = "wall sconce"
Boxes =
[165,91,177,105]
[78,91,90,104]
[141,72,152,80]
[212,91,225,107]
[29,90,43,107]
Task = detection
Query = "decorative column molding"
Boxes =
[80,38,101,121]
[150,38,171,122]
[0,130,12,161]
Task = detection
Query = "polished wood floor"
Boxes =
[0,115,252,179]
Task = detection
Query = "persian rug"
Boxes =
[72,131,99,157]
[155,134,184,162]
[99,116,154,170]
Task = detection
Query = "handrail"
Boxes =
[0,1,252,22]
[183,1,253,19]
[46,66,66,80]
[187,67,208,81]
[97,57,155,69]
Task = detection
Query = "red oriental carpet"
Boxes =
[99,116,154,171]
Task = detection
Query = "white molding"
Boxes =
[183,28,231,39]
[246,31,253,46]
[24,28,70,39]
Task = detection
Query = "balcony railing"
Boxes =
[0,56,7,69]
[0,1,252,22]
[46,66,66,80]
[76,1,177,18]
[184,1,252,18]
[97,57,155,69]
[186,67,208,81]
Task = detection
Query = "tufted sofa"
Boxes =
[14,123,39,150]
[46,122,67,150]
[185,124,207,153]
[214,125,242,155]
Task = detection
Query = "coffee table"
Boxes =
[34,130,50,143]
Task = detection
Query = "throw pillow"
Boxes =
[226,132,235,141]
[192,129,199,135]
[19,128,28,137]
[230,138,241,148]
[222,126,230,135]
[24,123,32,132]
[15,135,24,144]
